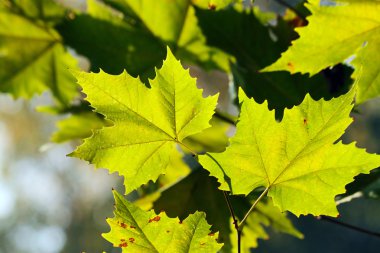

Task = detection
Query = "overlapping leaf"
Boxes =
[57,0,165,79]
[58,0,228,81]
[7,0,67,25]
[150,169,302,253]
[196,6,351,118]
[103,190,223,252]
[103,0,229,71]
[199,88,380,216]
[263,0,380,103]
[0,0,78,106]
[51,112,112,143]
[71,49,218,193]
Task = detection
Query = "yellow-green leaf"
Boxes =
[262,0,380,103]
[103,190,223,252]
[0,1,78,106]
[103,0,229,71]
[199,88,380,216]
[70,48,218,193]
[150,169,302,253]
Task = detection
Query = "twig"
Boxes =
[319,216,380,239]
[223,191,239,229]
[222,191,241,253]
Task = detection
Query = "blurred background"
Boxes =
[1,0,380,252]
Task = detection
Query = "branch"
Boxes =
[222,191,242,253]
[319,216,380,239]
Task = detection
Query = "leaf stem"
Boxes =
[177,141,198,156]
[238,187,269,230]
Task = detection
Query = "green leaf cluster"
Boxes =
[4,0,380,252]
[263,0,380,103]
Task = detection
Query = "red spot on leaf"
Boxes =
[208,232,215,236]
[287,62,295,72]
[179,220,183,224]
[149,216,161,223]
[120,239,125,242]
[288,16,307,28]
[119,242,128,247]
[129,238,135,243]
[120,222,127,228]
[303,118,308,125]
[208,3,216,10]
[166,230,170,233]
[130,225,136,229]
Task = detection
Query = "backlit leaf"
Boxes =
[0,0,78,106]
[151,169,302,253]
[103,190,223,252]
[199,88,380,216]
[263,0,380,103]
[70,48,218,193]
[196,6,351,118]
[103,0,229,71]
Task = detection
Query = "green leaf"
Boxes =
[57,7,165,79]
[0,1,78,106]
[151,169,302,253]
[199,88,380,216]
[103,0,229,71]
[51,112,112,143]
[70,48,218,193]
[262,0,380,103]
[182,118,230,153]
[7,0,67,25]
[103,190,223,252]
[338,168,380,202]
[196,6,351,118]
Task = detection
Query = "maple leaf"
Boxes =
[0,1,78,106]
[262,0,380,103]
[60,0,228,80]
[199,88,380,216]
[151,169,302,253]
[70,48,218,193]
[195,6,350,118]
[103,190,223,253]
[103,0,229,71]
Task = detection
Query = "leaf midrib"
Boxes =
[115,195,159,253]
[0,41,56,85]
[269,96,352,187]
[87,80,176,140]
[182,213,203,253]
